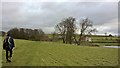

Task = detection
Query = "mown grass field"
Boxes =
[1,37,119,66]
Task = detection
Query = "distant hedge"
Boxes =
[7,28,47,41]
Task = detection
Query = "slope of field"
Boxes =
[1,38,118,66]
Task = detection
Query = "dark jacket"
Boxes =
[3,36,15,50]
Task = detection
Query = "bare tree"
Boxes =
[55,17,96,45]
[87,28,98,35]
[55,22,66,43]
[55,17,76,44]
[78,18,93,45]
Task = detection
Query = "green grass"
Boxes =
[91,43,120,46]
[91,36,119,46]
[1,38,119,66]
[51,35,119,46]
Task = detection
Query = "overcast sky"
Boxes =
[0,0,119,35]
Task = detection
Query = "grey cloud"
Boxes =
[1,2,118,35]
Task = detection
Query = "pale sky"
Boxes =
[0,0,119,35]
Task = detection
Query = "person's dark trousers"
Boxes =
[6,49,12,61]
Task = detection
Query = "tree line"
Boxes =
[0,31,5,36]
[7,28,46,41]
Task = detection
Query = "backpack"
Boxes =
[3,36,13,50]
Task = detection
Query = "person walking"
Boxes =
[3,33,15,62]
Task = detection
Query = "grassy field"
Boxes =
[1,38,119,66]
[48,34,120,46]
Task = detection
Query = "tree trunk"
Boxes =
[62,38,65,43]
[62,35,65,43]
[73,35,79,45]
[78,32,83,45]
